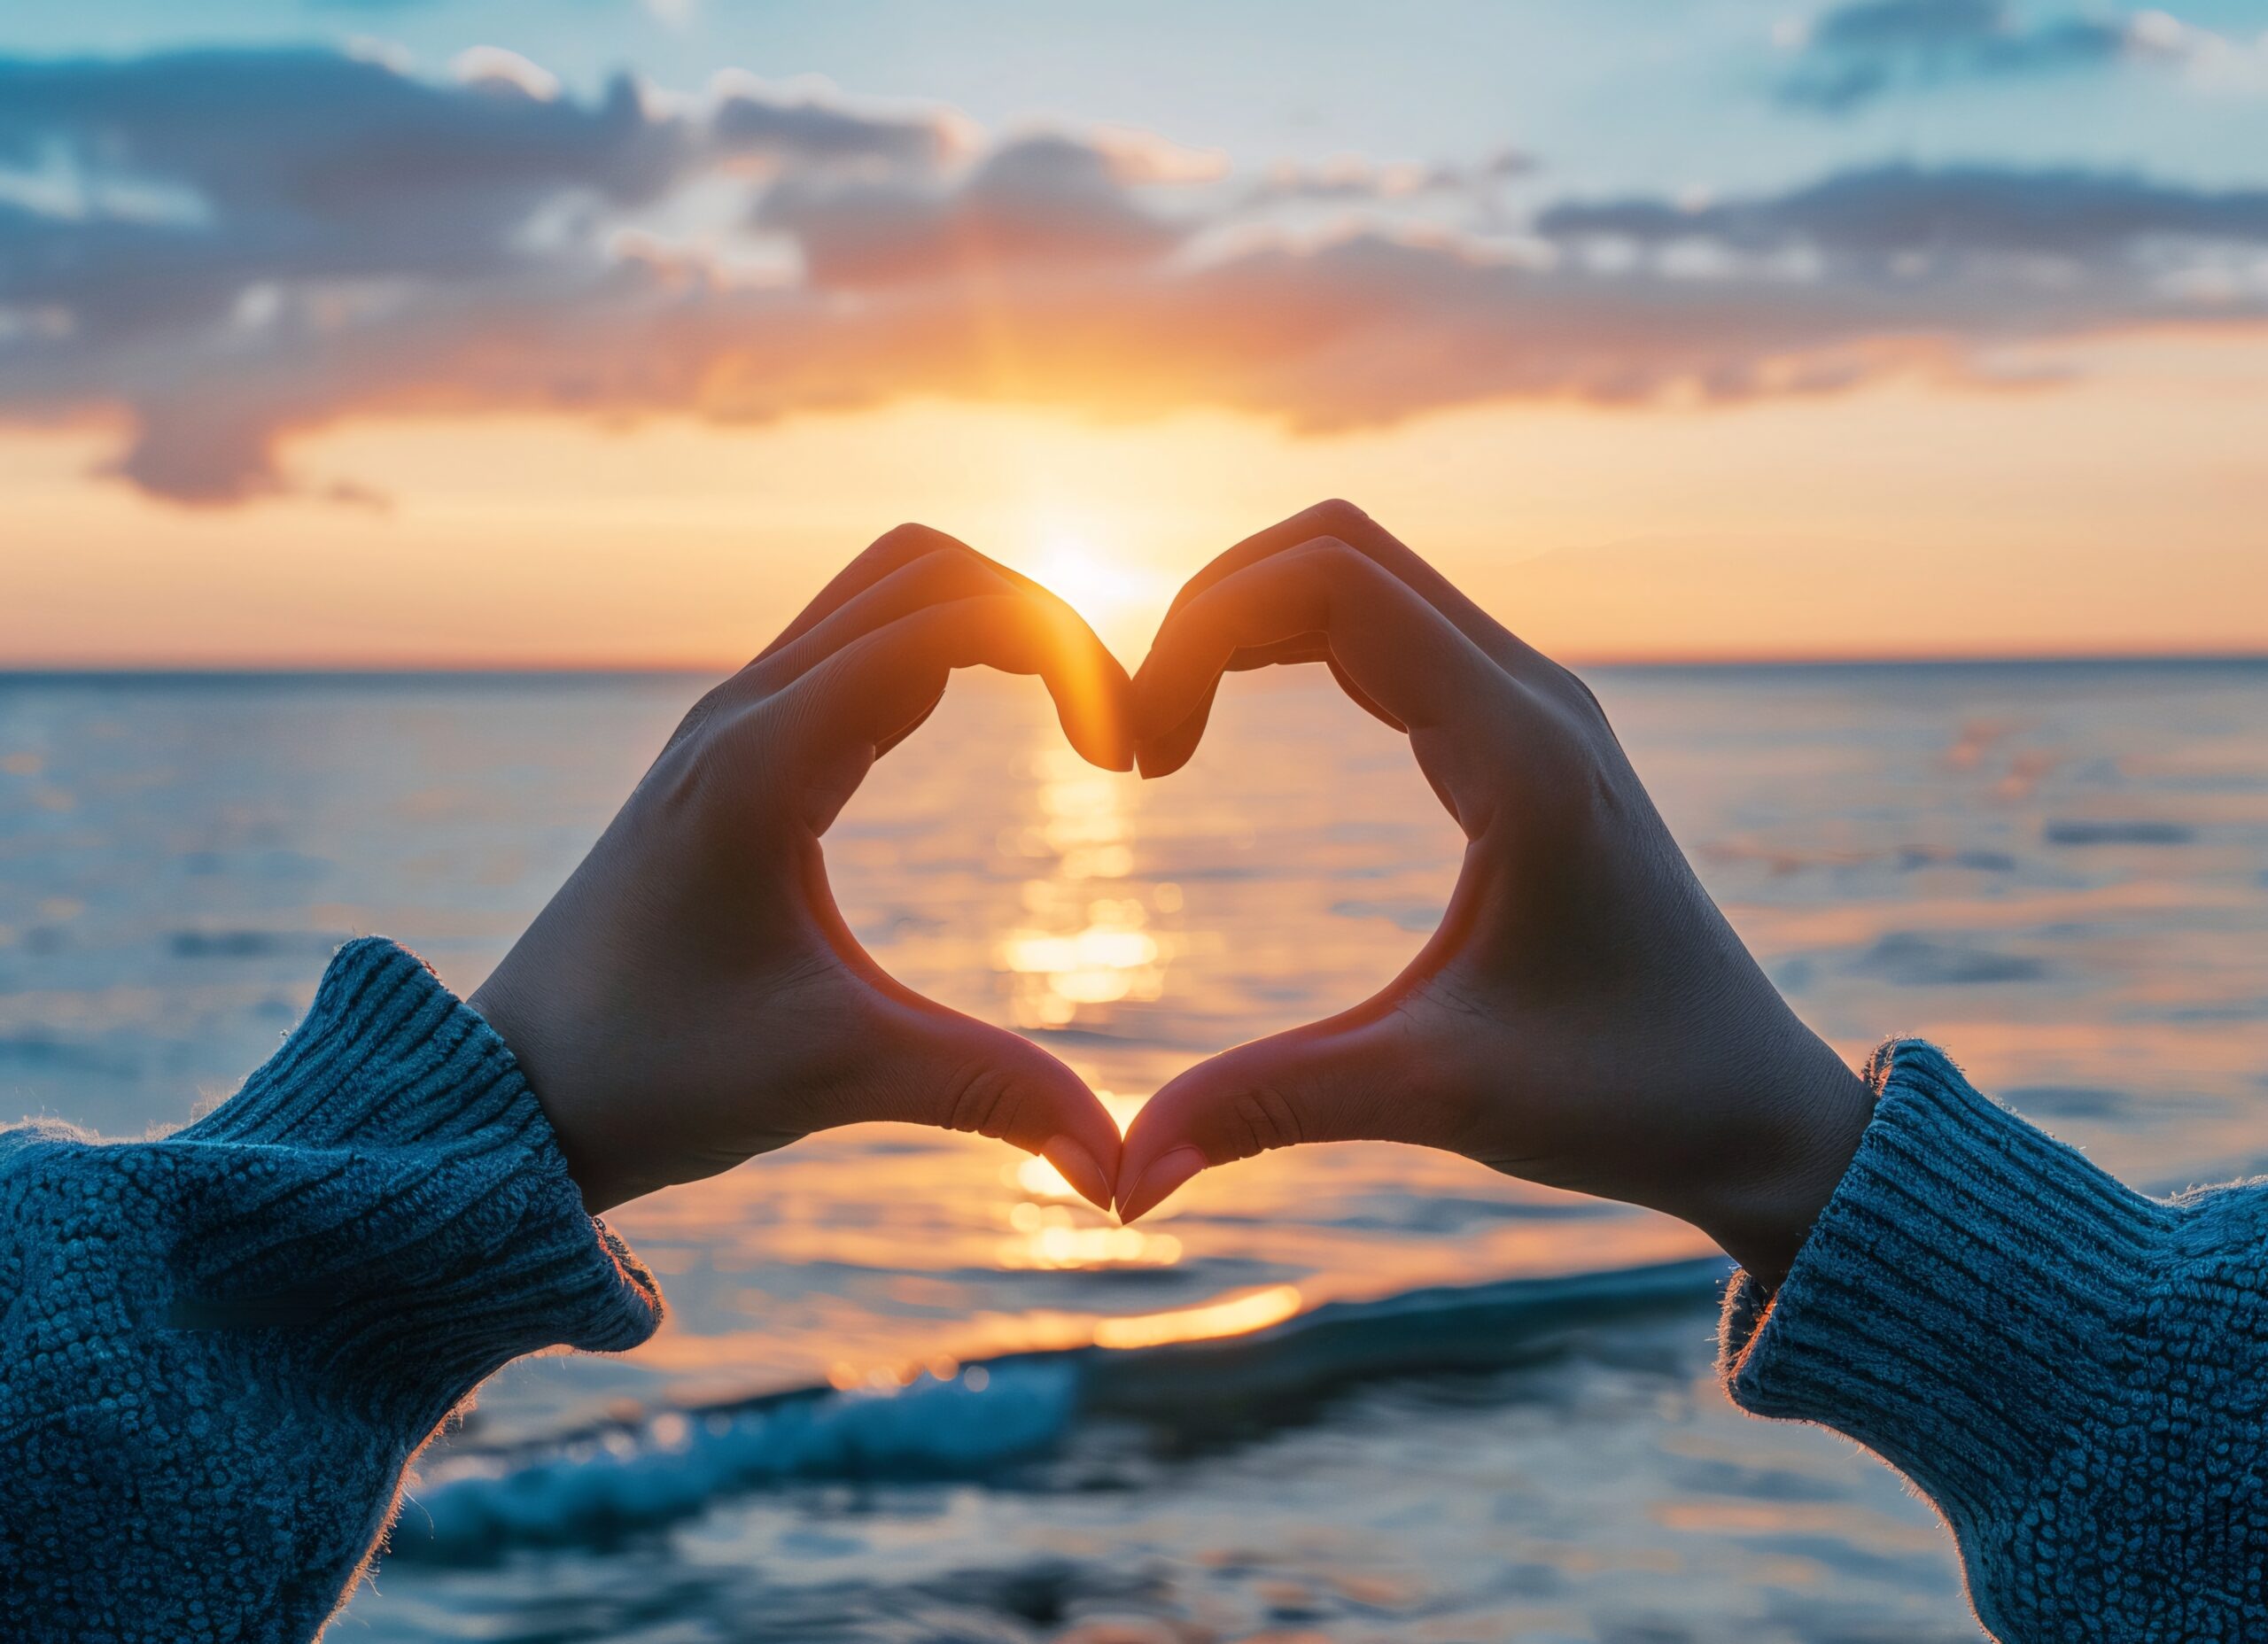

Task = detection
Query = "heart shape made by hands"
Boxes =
[477,496,1861,1298]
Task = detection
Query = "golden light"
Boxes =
[1091,1284,1305,1350]
[999,1198,1184,1269]
[1001,919,1161,1000]
[1013,1153,1081,1199]
[1025,533,1168,655]
[1098,1089,1151,1135]
[999,748,1173,1029]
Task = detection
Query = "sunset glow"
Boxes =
[3,4,2263,667]
[998,746,1172,1028]
[1091,1284,1306,1350]
[1021,535,1170,658]
[10,12,2268,1638]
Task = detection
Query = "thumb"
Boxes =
[842,999,1122,1213]
[1116,1013,1428,1221]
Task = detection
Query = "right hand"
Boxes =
[1115,501,1874,1285]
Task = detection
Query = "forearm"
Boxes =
[1721,1040,2267,1641]
[0,939,664,1643]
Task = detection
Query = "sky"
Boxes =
[4,0,2266,665]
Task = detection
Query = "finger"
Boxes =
[751,523,1098,669]
[845,1000,1122,1213]
[1221,633,1401,722]
[872,692,943,761]
[1135,645,1400,777]
[745,547,1019,695]
[1327,657,1404,733]
[1132,538,1496,778]
[1115,1014,1425,1221]
[1133,676,1218,780]
[788,590,1132,776]
[1161,500,1532,671]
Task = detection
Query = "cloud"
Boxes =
[756,133,1190,291]
[1239,147,1534,208]
[1778,1,2268,110]
[0,50,950,337]
[1536,163,2268,258]
[4,46,2268,505]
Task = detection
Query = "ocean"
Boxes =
[5,660,2265,1642]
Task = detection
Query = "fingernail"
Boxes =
[1117,1145,1206,1222]
[1042,1136,1113,1212]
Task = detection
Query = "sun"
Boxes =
[1023,534,1166,655]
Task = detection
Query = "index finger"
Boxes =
[1132,538,1499,768]
[791,589,1133,777]
[753,523,1096,670]
[1163,500,1529,670]
[1139,500,1526,771]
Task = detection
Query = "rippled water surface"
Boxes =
[5,661,2266,1640]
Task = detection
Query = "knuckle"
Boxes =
[1308,497,1371,533]
[1549,660,1612,725]
[664,680,763,762]
[922,545,1011,599]
[1219,1082,1307,1159]
[1299,536,1379,591]
[943,1059,1029,1143]
[1528,671,1622,772]
[636,724,740,839]
[896,545,959,593]
[864,522,955,573]
[671,684,731,744]
[874,522,941,554]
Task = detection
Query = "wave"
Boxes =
[389,1256,1727,1563]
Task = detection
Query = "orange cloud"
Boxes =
[4,46,2268,506]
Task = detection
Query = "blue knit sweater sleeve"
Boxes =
[0,937,664,1643]
[1720,1040,2268,1641]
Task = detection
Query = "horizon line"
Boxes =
[5,648,2268,679]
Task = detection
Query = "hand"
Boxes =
[1115,501,1873,1284]
[470,525,1131,1215]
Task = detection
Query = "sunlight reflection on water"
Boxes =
[5,662,2266,1641]
[1000,747,1170,1028]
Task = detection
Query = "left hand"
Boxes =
[1112,501,1871,1285]
[470,525,1132,1214]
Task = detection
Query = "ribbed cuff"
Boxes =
[1719,1040,2169,1532]
[175,938,663,1428]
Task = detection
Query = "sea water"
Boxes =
[4,661,2265,1642]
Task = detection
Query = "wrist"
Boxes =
[1693,1033,1876,1289]
[468,968,633,1214]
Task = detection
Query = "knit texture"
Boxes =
[0,938,664,1643]
[1721,1039,2268,1641]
